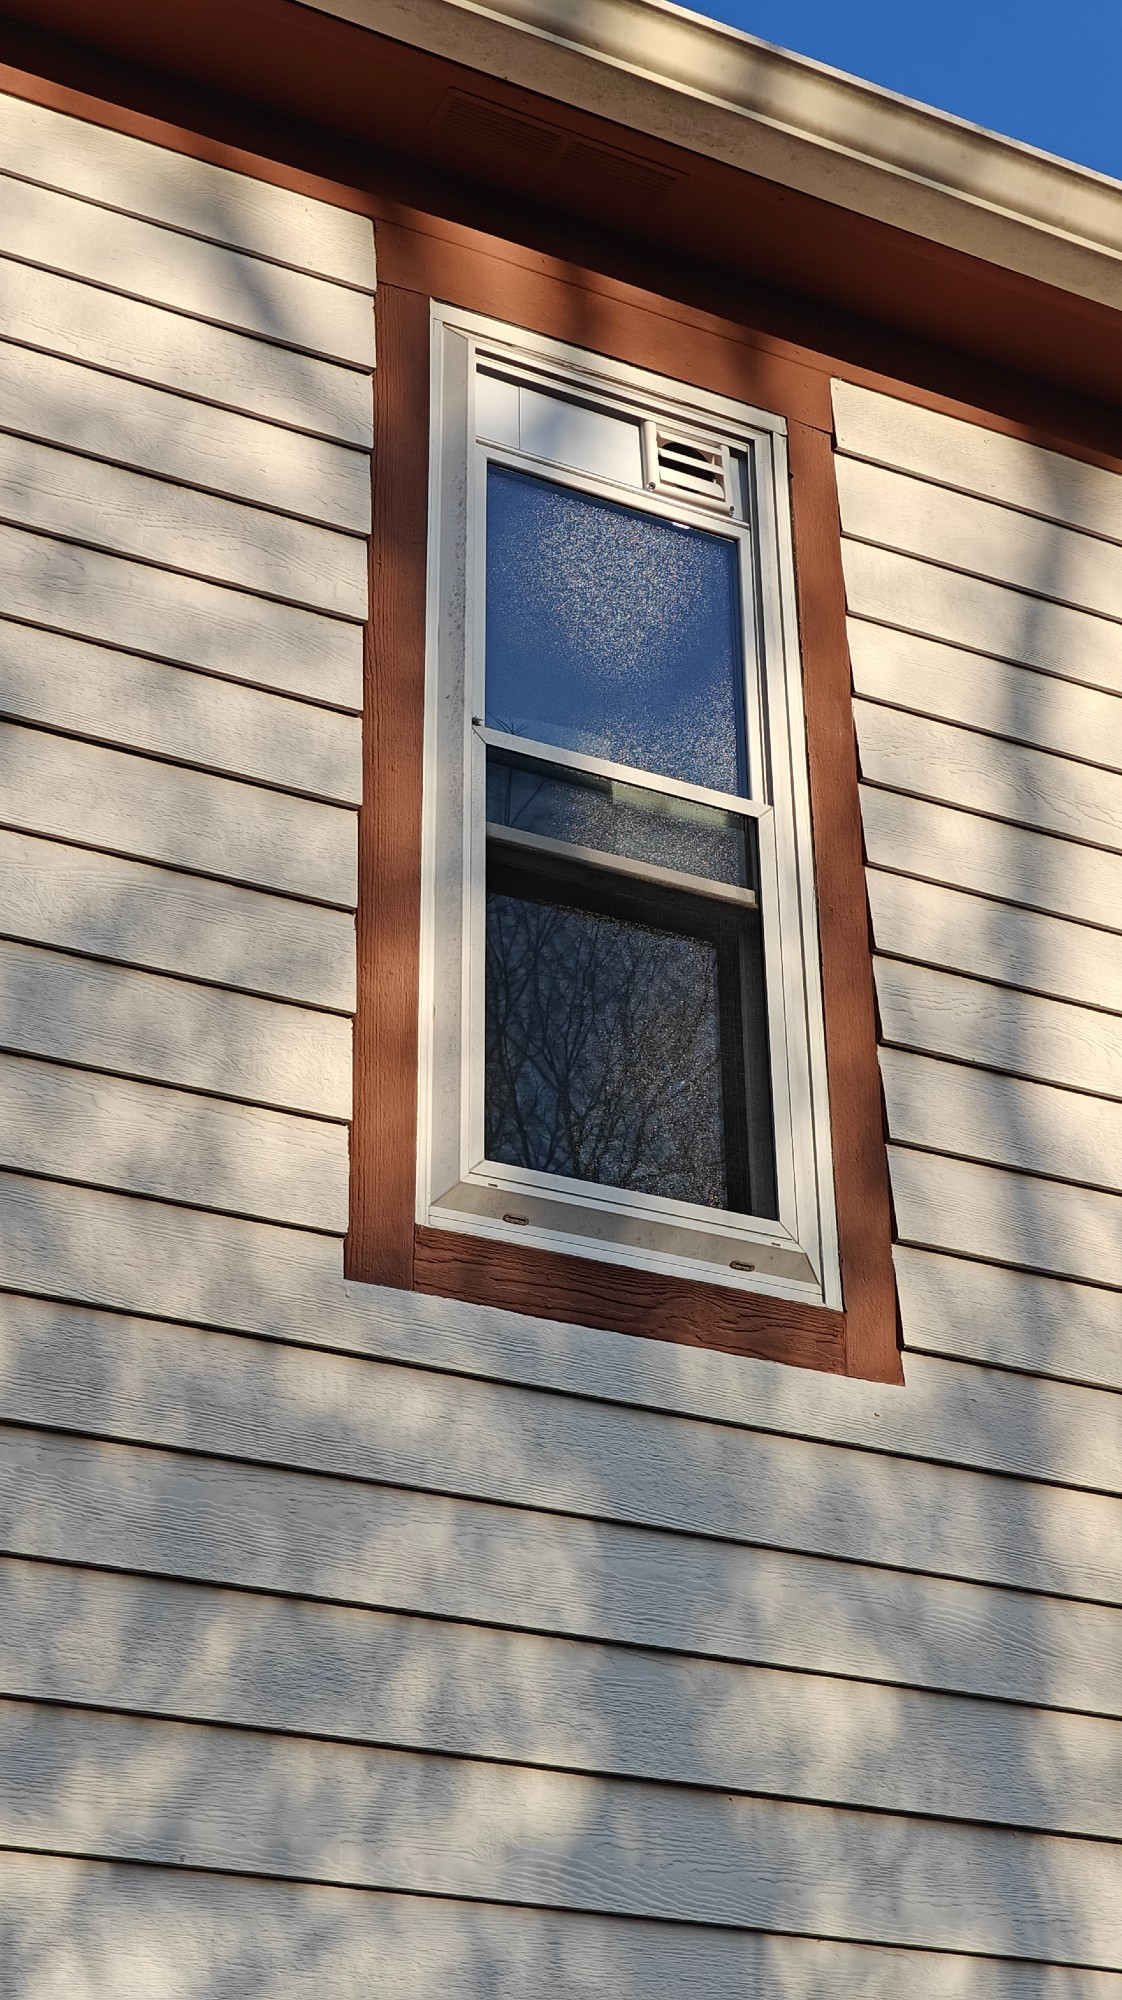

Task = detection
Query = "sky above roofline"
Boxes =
[686,0,1121,182]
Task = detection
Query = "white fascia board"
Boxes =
[298,0,1122,312]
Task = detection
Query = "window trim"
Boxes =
[417,303,840,1309]
[348,276,901,1384]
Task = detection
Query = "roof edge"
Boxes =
[299,0,1122,312]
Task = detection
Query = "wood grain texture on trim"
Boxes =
[413,1228,846,1374]
[346,284,429,1290]
[371,211,833,432]
[786,421,901,1382]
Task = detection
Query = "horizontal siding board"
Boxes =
[849,620,1122,773]
[866,867,1122,1015]
[4,1424,1118,1714]
[3,1558,1118,1837]
[0,92,376,288]
[0,432,368,618]
[0,523,363,708]
[896,1248,1122,1393]
[857,702,1122,854]
[0,1141,304,1334]
[0,339,371,530]
[315,1279,1122,1485]
[837,455,1122,626]
[841,541,1122,698]
[0,1056,348,1232]
[0,258,374,444]
[338,1293,1122,1490]
[0,722,358,906]
[0,938,351,1117]
[3,1214,1118,1492]
[0,829,355,1011]
[316,1280,1122,1492]
[0,174,375,366]
[890,1147,1122,1293]
[834,381,1122,546]
[882,1047,1122,1196]
[875,960,1122,1101]
[0,1173,347,1338]
[1,1702,1116,1963]
[0,621,362,804]
[1,1290,1118,1602]
[862,788,1122,936]
[891,1348,1122,1484]
[6,1861,1121,2000]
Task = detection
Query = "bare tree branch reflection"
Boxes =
[485,889,728,1207]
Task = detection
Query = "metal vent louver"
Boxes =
[641,421,733,513]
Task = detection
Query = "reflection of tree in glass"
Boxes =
[485,890,728,1208]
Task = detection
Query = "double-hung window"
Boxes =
[419,305,840,1311]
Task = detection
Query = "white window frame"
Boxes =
[417,302,841,1310]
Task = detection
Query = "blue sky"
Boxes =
[689,0,1122,181]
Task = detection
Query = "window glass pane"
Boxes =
[486,749,752,887]
[486,890,727,1208]
[485,467,747,793]
[485,852,777,1216]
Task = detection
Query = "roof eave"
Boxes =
[300,0,1122,312]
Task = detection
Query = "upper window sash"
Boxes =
[471,444,768,806]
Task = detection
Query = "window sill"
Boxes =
[413,1224,848,1374]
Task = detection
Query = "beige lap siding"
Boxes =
[0,86,1119,1994]
[833,382,1122,1337]
[0,90,374,1982]
[5,1860,1122,2000]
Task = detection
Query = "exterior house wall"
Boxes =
[0,88,1119,1997]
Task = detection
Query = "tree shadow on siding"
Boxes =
[0,167,1119,2000]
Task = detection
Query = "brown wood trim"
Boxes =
[346,283,430,1290]
[373,212,833,432]
[373,206,1122,481]
[786,420,903,1385]
[346,271,901,1378]
[414,1228,846,1375]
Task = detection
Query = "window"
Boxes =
[417,305,841,1313]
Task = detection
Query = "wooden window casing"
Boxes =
[350,264,900,1385]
